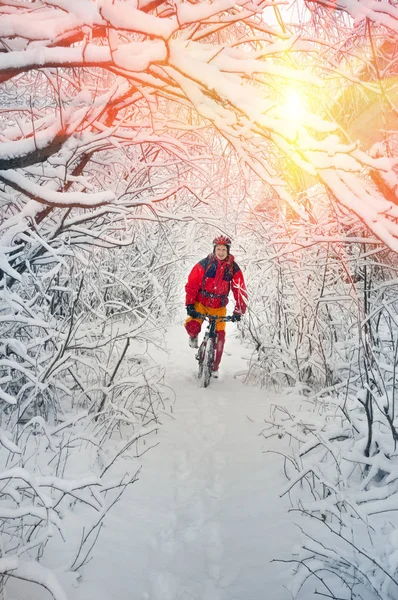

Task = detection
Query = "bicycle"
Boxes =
[194,313,234,388]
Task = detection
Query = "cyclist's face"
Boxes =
[215,245,228,260]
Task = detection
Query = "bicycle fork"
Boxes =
[195,332,210,362]
[196,332,220,366]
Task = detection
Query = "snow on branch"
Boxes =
[0,0,398,252]
[99,1,177,39]
[0,558,68,600]
[0,45,112,74]
[307,0,398,33]
[176,0,248,25]
[0,170,115,208]
[0,130,68,171]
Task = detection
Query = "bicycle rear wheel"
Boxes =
[198,337,214,388]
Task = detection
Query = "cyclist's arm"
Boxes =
[231,263,247,315]
[185,263,205,305]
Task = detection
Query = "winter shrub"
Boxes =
[243,195,398,598]
[241,197,398,396]
[0,220,179,598]
[263,392,398,599]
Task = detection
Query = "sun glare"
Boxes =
[282,89,306,124]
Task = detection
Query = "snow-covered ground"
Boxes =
[74,322,304,600]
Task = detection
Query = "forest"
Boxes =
[1,0,398,598]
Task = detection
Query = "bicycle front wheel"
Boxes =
[198,337,214,388]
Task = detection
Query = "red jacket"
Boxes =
[185,253,247,314]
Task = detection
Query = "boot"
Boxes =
[189,336,198,349]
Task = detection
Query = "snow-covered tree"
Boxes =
[1,0,398,263]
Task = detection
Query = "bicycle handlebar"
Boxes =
[193,313,235,322]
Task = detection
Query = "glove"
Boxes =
[232,312,241,322]
[186,304,198,318]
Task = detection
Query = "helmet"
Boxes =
[213,235,231,248]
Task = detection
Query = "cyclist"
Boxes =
[184,235,247,377]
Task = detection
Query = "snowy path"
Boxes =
[76,324,300,600]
